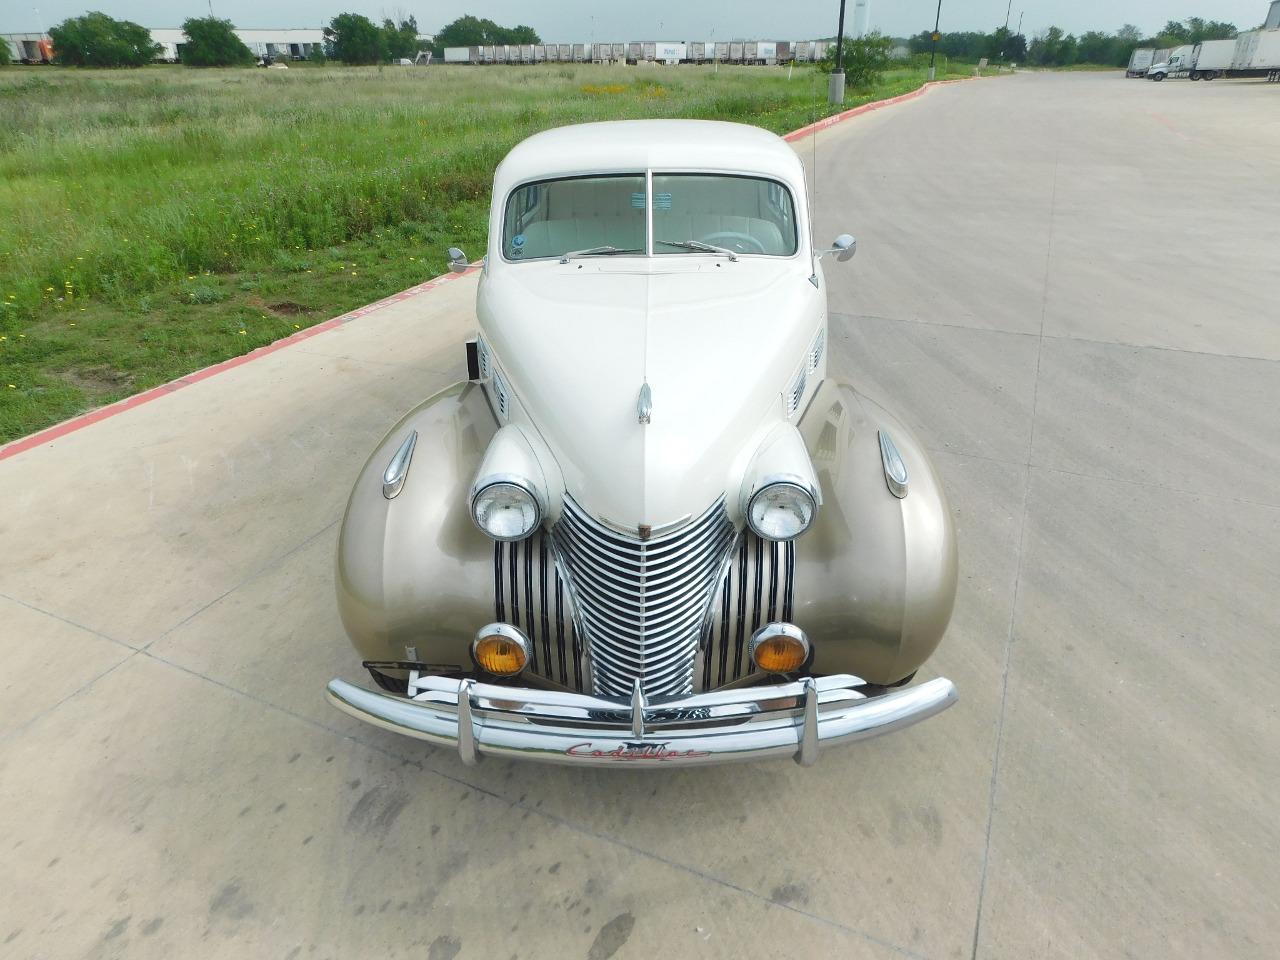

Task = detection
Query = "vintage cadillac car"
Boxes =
[327,120,958,767]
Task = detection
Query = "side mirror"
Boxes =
[817,234,856,263]
[447,247,469,273]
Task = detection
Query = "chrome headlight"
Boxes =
[471,480,541,541]
[747,481,817,541]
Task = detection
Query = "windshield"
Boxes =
[501,173,798,261]
[503,175,645,261]
[652,174,797,257]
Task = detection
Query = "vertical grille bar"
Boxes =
[538,533,553,680]
[701,532,797,691]
[733,540,749,680]
[491,535,585,691]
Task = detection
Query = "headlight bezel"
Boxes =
[746,477,819,542]
[469,474,543,542]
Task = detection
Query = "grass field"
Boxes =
[0,61,974,443]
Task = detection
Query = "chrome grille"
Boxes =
[494,533,585,690]
[552,496,735,698]
[700,535,796,690]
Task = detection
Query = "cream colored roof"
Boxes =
[492,120,805,196]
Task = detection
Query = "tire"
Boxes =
[1190,71,1201,81]
[1203,71,1216,81]
[1151,72,1165,81]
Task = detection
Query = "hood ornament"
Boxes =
[637,382,652,425]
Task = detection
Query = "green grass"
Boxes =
[0,61,974,442]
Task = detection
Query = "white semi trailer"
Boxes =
[1187,38,1237,79]
[1126,47,1154,77]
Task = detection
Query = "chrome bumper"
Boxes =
[326,671,957,768]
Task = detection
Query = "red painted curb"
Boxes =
[782,77,965,142]
[1,75,970,463]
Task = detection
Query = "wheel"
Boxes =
[1151,72,1165,81]
[1203,71,1216,81]
[1190,71,1201,81]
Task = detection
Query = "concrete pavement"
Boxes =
[2,72,1278,959]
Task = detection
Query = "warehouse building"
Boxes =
[3,28,329,63]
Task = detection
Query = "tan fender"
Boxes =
[794,380,958,684]
[336,381,499,669]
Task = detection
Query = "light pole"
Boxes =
[927,0,944,81]
[829,0,848,104]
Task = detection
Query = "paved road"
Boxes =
[1,72,1277,959]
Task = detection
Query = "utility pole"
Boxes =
[829,0,848,104]
[1004,0,1011,31]
[928,0,944,81]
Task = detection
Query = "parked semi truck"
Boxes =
[1147,44,1194,79]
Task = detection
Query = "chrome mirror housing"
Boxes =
[830,234,856,262]
[447,247,469,273]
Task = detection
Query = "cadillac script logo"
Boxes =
[566,741,711,761]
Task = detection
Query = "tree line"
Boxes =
[30,10,1245,70]
[909,17,1241,68]
[35,11,541,68]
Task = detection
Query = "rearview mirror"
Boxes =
[447,247,469,273]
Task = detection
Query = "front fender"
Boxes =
[794,380,958,684]
[336,381,499,669]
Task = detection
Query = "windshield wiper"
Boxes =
[559,246,643,263]
[656,239,738,262]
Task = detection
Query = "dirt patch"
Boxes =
[55,366,135,398]
[268,301,307,315]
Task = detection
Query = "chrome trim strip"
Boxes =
[381,431,418,499]
[326,674,958,768]
[878,430,909,499]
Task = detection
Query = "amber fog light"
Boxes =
[750,623,810,674]
[472,623,531,677]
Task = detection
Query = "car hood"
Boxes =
[477,258,822,528]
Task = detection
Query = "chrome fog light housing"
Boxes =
[471,479,541,541]
[472,623,531,677]
[750,622,811,674]
[747,481,817,541]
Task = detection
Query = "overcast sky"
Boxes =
[5,1,1272,39]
